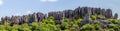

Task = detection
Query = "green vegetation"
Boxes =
[0,15,120,31]
[80,24,95,31]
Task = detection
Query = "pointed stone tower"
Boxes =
[84,7,91,20]
[80,7,92,26]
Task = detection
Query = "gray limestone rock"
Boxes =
[113,13,118,19]
[105,9,113,18]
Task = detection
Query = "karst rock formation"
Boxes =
[0,7,118,26]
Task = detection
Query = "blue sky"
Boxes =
[0,0,120,18]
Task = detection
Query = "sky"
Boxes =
[0,0,120,19]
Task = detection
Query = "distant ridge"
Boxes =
[0,6,118,25]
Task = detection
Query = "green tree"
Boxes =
[94,24,102,31]
[70,19,82,31]
[91,15,97,20]
[33,16,58,31]
[0,25,7,31]
[31,22,39,31]
[11,25,19,31]
[80,24,95,31]
[107,24,120,31]
[111,19,119,24]
[18,23,31,31]
[61,18,70,30]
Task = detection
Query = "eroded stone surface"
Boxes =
[1,7,116,25]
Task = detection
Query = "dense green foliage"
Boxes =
[0,16,120,31]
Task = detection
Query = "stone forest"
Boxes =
[0,7,120,31]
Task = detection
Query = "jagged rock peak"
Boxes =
[0,6,117,25]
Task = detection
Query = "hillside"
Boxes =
[0,7,120,31]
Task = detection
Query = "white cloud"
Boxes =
[40,0,58,2]
[26,10,34,14]
[14,13,21,16]
[0,0,3,5]
[26,11,32,14]
[40,0,47,2]
[48,0,58,2]
[14,11,32,16]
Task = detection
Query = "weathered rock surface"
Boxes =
[113,13,118,19]
[105,9,113,18]
[48,11,64,24]
[0,6,117,25]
